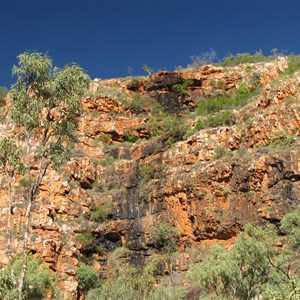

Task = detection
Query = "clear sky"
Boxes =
[1,0,299,87]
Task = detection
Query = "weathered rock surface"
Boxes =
[1,56,300,299]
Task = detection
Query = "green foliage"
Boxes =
[75,232,96,249]
[93,265,155,300]
[280,210,300,250]
[3,51,89,298]
[147,113,187,144]
[220,50,273,67]
[90,206,109,222]
[98,155,116,167]
[0,270,18,300]
[210,78,226,89]
[126,77,141,91]
[97,133,112,143]
[77,264,101,294]
[194,83,259,130]
[86,287,103,300]
[124,129,137,143]
[149,222,178,253]
[11,52,89,132]
[144,259,161,276]
[196,83,254,115]
[212,146,231,160]
[250,72,262,86]
[139,165,155,182]
[172,80,192,96]
[10,51,90,169]
[268,135,296,149]
[148,285,186,300]
[0,137,26,176]
[90,203,113,223]
[285,55,300,75]
[124,94,151,113]
[0,256,56,300]
[195,110,235,129]
[189,211,300,299]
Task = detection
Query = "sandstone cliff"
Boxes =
[1,56,300,299]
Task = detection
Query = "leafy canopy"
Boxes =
[11,52,89,134]
[0,137,25,176]
[10,52,90,168]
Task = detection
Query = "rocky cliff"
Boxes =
[1,56,300,299]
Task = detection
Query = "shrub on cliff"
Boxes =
[77,264,101,296]
[147,113,187,145]
[220,50,273,67]
[75,232,96,250]
[189,210,300,299]
[149,222,178,253]
[196,83,256,116]
[285,55,300,75]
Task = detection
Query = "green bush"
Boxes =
[139,165,155,182]
[194,83,259,130]
[90,206,109,222]
[147,113,187,144]
[195,110,235,129]
[220,50,273,67]
[77,264,101,294]
[0,270,18,300]
[75,232,96,249]
[285,55,300,75]
[280,209,300,249]
[172,80,193,96]
[250,72,262,86]
[87,287,103,300]
[126,77,141,91]
[213,146,231,160]
[0,256,56,300]
[98,155,116,167]
[124,129,137,143]
[90,203,113,222]
[94,265,155,300]
[149,222,178,253]
[124,94,150,113]
[196,83,256,116]
[189,211,300,300]
[98,133,112,143]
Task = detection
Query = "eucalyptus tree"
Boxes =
[7,51,90,298]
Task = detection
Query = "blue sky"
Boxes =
[1,0,299,87]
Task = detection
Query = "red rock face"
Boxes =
[2,57,300,299]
